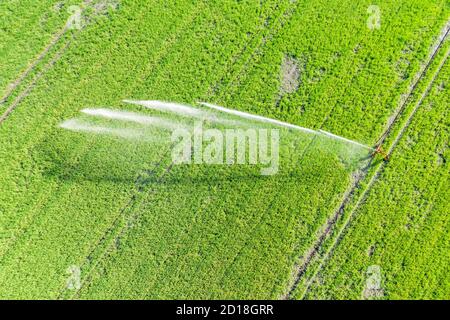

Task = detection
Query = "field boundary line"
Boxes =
[0,24,69,105]
[284,19,450,300]
[64,0,300,299]
[0,36,74,125]
[0,0,107,126]
[298,43,450,300]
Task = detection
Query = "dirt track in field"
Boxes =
[0,0,105,126]
[284,20,450,300]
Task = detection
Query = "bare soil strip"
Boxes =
[284,21,450,300]
[0,0,100,126]
[299,47,449,300]
[0,38,73,125]
[376,24,450,146]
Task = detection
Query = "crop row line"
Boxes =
[298,28,450,300]
[279,4,421,298]
[391,110,449,283]
[198,0,316,298]
[376,22,450,147]
[206,2,413,298]
[58,149,174,299]
[125,1,207,95]
[283,17,450,299]
[59,4,241,298]
[0,0,99,126]
[57,2,211,293]
[211,0,298,99]
[130,0,301,298]
[24,0,206,297]
[0,22,69,105]
[0,36,74,126]
[0,1,132,271]
[64,0,300,299]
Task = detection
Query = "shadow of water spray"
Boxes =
[47,100,377,300]
[56,100,373,184]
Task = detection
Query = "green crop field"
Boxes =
[301,57,450,300]
[0,0,448,300]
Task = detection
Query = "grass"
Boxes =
[0,0,448,299]
[0,0,79,101]
[301,59,450,300]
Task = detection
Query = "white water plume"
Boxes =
[59,100,373,170]
[318,130,373,150]
[81,108,183,131]
[59,119,144,140]
[198,102,317,135]
[124,100,208,118]
[123,100,247,127]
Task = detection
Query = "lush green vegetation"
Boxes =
[302,60,449,300]
[0,0,79,101]
[0,0,448,299]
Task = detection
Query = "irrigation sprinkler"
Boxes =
[371,145,390,161]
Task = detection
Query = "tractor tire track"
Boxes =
[64,0,298,299]
[57,4,215,299]
[0,0,105,126]
[376,22,450,147]
[58,150,175,299]
[205,1,404,298]
[0,0,203,299]
[177,0,309,298]
[0,2,125,264]
[281,21,450,299]
[291,27,450,300]
[0,1,192,276]
[0,36,74,125]
[60,2,442,300]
